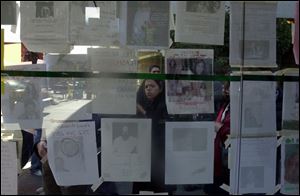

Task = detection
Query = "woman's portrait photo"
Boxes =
[190,58,210,75]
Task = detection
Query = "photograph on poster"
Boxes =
[54,137,85,172]
[243,40,269,60]
[284,145,299,184]
[112,122,138,154]
[281,136,299,195]
[125,1,169,48]
[186,1,221,13]
[173,128,207,152]
[241,166,264,189]
[36,2,54,18]
[282,80,299,130]
[243,105,263,128]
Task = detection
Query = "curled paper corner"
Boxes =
[91,176,104,192]
[266,184,281,195]
[220,183,230,193]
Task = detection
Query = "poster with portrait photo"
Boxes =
[282,73,299,131]
[1,64,46,130]
[101,118,151,182]
[46,121,98,186]
[165,122,215,184]
[230,79,277,137]
[281,135,299,195]
[88,48,137,114]
[20,1,71,53]
[175,1,225,45]
[230,137,277,194]
[230,2,277,67]
[120,1,170,49]
[165,49,214,114]
[70,1,120,46]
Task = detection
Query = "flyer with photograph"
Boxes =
[175,1,225,45]
[230,72,277,137]
[20,1,71,53]
[165,122,215,184]
[101,118,151,182]
[230,137,277,194]
[165,49,214,114]
[230,2,277,67]
[46,121,99,186]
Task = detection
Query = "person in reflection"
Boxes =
[137,65,162,116]
[134,79,176,194]
[204,81,230,195]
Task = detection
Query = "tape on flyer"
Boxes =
[220,184,230,193]
[225,138,230,149]
[91,176,104,192]
[267,184,281,195]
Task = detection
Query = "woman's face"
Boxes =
[196,61,205,74]
[145,80,161,101]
